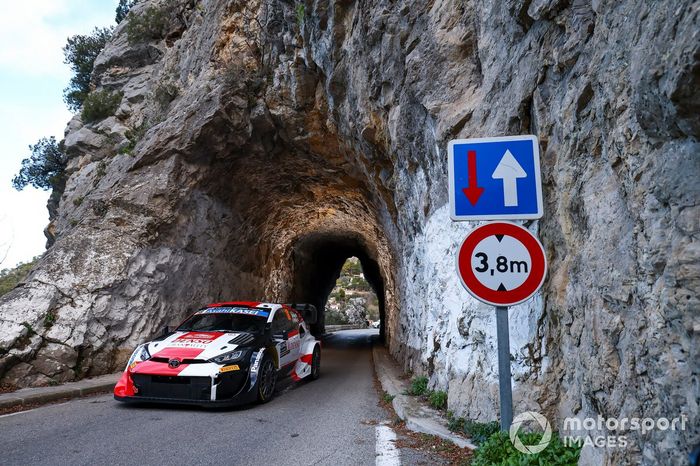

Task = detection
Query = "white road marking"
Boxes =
[376,422,400,466]
[0,402,65,419]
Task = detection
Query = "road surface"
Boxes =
[0,330,440,466]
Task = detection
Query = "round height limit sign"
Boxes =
[457,222,546,306]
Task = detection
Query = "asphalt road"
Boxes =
[0,329,438,466]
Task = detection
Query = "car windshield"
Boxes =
[176,312,267,333]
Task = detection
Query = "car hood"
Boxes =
[145,331,252,361]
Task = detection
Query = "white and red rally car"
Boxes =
[114,302,321,406]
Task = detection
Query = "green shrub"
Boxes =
[21,322,36,336]
[44,311,56,328]
[119,121,151,155]
[446,413,500,445]
[81,90,123,123]
[63,27,113,111]
[471,431,582,466]
[125,4,170,44]
[406,376,428,396]
[93,161,108,186]
[464,420,500,445]
[447,411,466,432]
[382,392,395,403]
[295,3,305,27]
[12,137,66,193]
[428,390,447,410]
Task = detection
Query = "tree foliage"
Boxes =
[62,27,113,111]
[12,137,67,192]
[116,0,138,23]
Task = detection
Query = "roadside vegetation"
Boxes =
[0,257,40,298]
[471,431,581,465]
[447,413,499,445]
[404,375,448,410]
[403,376,582,463]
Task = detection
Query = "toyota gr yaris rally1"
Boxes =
[114,302,321,406]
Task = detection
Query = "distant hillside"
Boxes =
[0,258,39,298]
[326,257,379,325]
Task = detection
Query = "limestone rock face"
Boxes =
[0,1,697,463]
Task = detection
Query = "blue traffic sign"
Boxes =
[448,135,543,221]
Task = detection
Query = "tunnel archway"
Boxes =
[287,232,387,340]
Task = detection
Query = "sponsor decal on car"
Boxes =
[198,307,270,317]
[251,350,264,373]
[168,332,223,348]
[287,336,300,351]
[220,364,240,373]
[279,342,289,358]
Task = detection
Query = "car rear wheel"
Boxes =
[257,357,277,403]
[309,346,321,380]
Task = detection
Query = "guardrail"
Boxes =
[324,324,368,332]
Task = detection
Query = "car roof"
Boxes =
[202,302,293,323]
[204,301,281,310]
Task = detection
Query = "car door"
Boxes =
[271,309,299,370]
[286,309,302,361]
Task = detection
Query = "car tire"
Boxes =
[309,345,321,381]
[256,356,277,403]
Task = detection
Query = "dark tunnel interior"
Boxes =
[289,233,386,340]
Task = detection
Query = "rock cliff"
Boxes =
[0,0,697,463]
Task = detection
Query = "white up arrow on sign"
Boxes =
[492,150,527,207]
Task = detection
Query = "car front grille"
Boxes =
[148,357,209,364]
[131,374,211,401]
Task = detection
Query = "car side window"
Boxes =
[271,311,292,334]
[290,311,304,335]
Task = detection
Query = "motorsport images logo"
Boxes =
[509,411,552,454]
[509,411,689,453]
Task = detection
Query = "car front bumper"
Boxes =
[114,367,257,407]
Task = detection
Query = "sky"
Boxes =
[0,0,116,269]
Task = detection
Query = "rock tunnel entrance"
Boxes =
[287,232,387,341]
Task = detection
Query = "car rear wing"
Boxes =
[287,303,318,324]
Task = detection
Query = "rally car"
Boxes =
[114,302,321,406]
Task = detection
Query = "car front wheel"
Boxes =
[309,346,321,381]
[257,357,277,403]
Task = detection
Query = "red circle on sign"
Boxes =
[457,222,547,306]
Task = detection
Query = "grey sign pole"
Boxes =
[495,306,513,432]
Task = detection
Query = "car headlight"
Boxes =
[127,344,151,367]
[210,349,246,365]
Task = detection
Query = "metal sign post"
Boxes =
[449,135,546,433]
[455,222,547,432]
[495,306,513,431]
